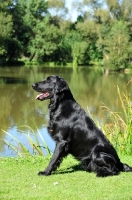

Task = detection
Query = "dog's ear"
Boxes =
[56,77,69,93]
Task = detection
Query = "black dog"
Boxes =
[32,75,132,177]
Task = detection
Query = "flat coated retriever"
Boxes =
[32,75,132,177]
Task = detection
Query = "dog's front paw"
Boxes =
[38,171,51,176]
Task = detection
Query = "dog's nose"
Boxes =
[32,83,37,88]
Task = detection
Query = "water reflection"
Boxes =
[0,66,131,156]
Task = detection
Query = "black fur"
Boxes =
[32,75,132,177]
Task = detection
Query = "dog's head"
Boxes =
[32,75,69,101]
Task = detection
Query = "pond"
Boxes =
[0,66,132,156]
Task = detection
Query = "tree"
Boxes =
[103,21,132,68]
[0,0,13,58]
[105,0,121,20]
[121,0,132,22]
[76,19,102,62]
[62,29,89,67]
[28,16,62,62]
[76,0,110,23]
[5,0,48,61]
[47,0,68,19]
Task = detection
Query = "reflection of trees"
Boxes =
[0,67,51,151]
[0,95,12,151]
[0,84,48,128]
[68,68,132,122]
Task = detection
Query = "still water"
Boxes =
[0,66,132,156]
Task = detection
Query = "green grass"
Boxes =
[0,155,132,200]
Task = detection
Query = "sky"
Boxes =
[65,0,80,21]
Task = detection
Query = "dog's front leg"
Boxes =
[38,140,68,176]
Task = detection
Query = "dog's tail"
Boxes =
[121,163,132,172]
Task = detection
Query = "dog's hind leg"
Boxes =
[38,140,69,176]
[91,147,119,177]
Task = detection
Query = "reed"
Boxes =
[102,81,132,155]
[2,125,51,156]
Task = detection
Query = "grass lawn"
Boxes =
[0,155,132,200]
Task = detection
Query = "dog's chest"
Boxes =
[47,111,62,135]
[47,109,69,139]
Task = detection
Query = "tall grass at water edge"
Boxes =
[102,81,132,155]
[1,125,51,156]
[1,81,132,156]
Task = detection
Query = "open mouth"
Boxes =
[35,92,50,100]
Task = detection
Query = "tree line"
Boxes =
[0,0,132,69]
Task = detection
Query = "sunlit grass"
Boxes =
[1,155,132,200]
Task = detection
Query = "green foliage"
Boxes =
[1,0,132,67]
[7,0,48,61]
[63,31,89,66]
[72,41,88,66]
[76,20,102,62]
[47,0,68,18]
[28,17,62,62]
[0,0,13,56]
[103,21,132,68]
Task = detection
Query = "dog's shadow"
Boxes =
[53,164,83,175]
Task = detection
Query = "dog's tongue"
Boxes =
[35,92,49,100]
